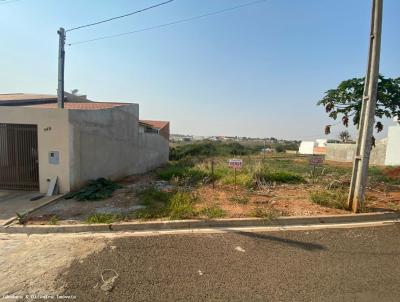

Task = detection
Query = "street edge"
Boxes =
[2,212,399,234]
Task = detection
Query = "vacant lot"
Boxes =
[28,152,400,225]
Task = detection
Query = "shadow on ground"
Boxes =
[234,230,327,251]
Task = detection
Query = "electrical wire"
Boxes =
[66,0,175,32]
[68,0,268,46]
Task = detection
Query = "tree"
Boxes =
[275,145,285,153]
[338,130,351,143]
[318,75,400,135]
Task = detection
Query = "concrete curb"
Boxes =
[1,212,399,234]
[1,194,65,227]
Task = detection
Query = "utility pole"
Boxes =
[348,0,383,212]
[57,27,66,109]
[263,139,266,162]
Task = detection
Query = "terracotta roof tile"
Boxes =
[139,120,169,130]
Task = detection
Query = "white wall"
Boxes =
[385,125,400,166]
[299,141,315,155]
[0,107,71,193]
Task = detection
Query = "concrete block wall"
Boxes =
[68,104,169,190]
[326,139,387,166]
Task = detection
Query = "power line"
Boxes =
[68,0,268,46]
[66,0,175,33]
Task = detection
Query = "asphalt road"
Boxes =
[58,224,400,302]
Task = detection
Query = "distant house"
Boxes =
[298,139,327,155]
[0,93,170,193]
[139,120,170,141]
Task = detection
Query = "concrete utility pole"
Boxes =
[348,0,383,213]
[57,27,66,109]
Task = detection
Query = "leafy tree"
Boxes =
[318,75,400,135]
[338,130,351,143]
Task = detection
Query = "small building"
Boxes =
[299,139,327,155]
[0,93,169,193]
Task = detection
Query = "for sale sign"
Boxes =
[228,159,243,169]
[309,155,324,166]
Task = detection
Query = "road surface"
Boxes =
[1,224,399,301]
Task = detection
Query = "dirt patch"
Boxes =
[194,184,349,217]
[384,167,400,179]
[26,157,400,224]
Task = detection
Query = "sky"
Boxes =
[0,0,399,140]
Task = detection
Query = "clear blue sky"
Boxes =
[0,0,399,140]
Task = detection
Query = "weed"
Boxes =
[369,167,400,185]
[309,189,348,210]
[255,171,305,184]
[168,192,197,219]
[229,195,249,205]
[132,187,172,219]
[250,207,279,220]
[158,164,209,185]
[132,188,198,220]
[86,213,121,224]
[15,212,28,225]
[221,173,253,187]
[137,187,172,206]
[65,178,122,201]
[199,206,226,218]
[49,215,59,225]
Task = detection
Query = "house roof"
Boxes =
[139,120,169,130]
[0,93,57,105]
[24,102,128,110]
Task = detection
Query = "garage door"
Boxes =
[0,123,39,190]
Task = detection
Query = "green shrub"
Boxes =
[168,192,197,220]
[132,188,198,220]
[137,187,172,205]
[132,187,173,219]
[199,206,226,218]
[86,213,121,224]
[309,189,348,210]
[157,164,209,185]
[255,171,305,184]
[65,178,122,201]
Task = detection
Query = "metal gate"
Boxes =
[0,123,39,190]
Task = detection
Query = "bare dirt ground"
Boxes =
[26,160,400,224]
[193,184,348,217]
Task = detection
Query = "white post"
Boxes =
[348,0,383,212]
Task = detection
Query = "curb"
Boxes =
[1,212,399,234]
